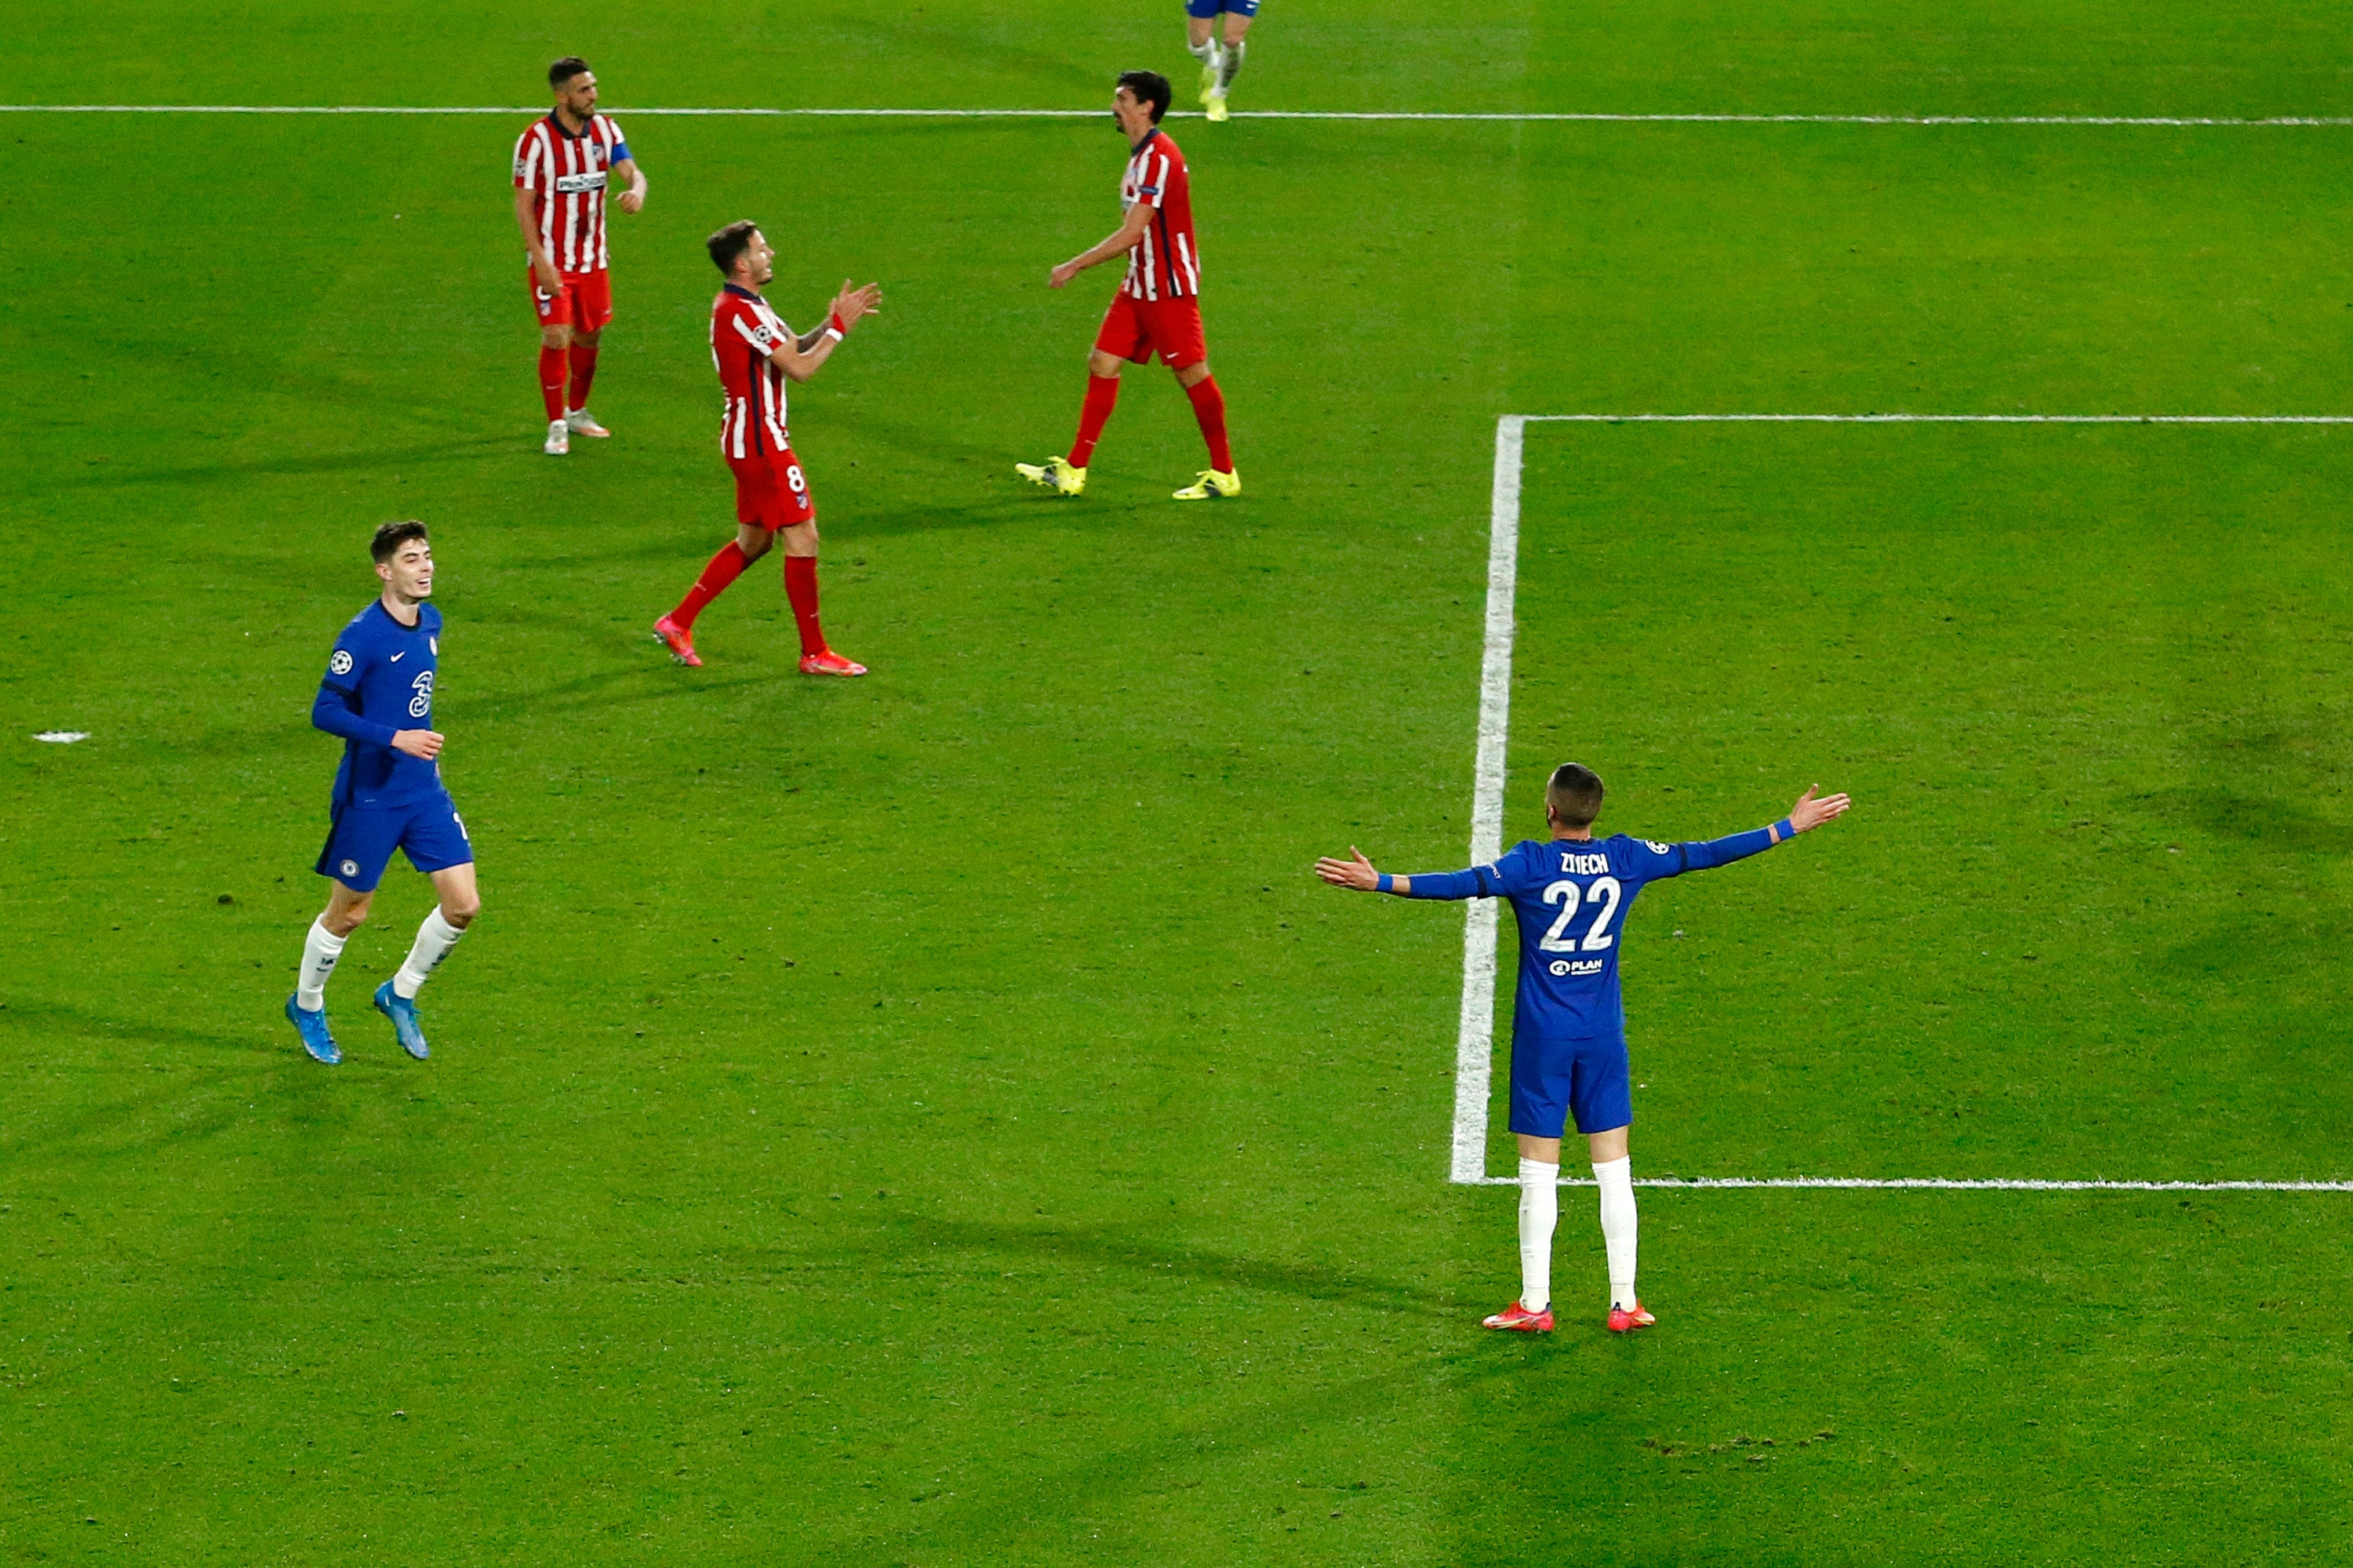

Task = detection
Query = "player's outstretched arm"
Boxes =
[1049,204,1155,289]
[1670,784,1855,874]
[1313,849,1504,899]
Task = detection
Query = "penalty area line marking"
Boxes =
[1452,411,2353,1191]
[2,106,2351,126]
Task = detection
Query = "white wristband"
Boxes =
[822,327,845,344]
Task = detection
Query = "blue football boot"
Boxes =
[373,980,430,1060]
[285,994,339,1064]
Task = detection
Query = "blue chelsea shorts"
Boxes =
[1509,1035,1633,1139]
[317,790,472,892]
[1186,0,1260,16]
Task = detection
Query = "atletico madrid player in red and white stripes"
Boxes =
[653,221,882,676]
[1016,71,1238,503]
[513,56,646,457]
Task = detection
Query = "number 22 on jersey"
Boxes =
[1539,877,1623,952]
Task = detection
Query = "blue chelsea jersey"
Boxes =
[1409,828,1781,1042]
[311,600,443,809]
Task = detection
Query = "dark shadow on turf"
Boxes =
[42,436,521,492]
[806,1364,1446,1562]
[904,1213,1467,1320]
[2137,787,2353,856]
[0,996,263,1060]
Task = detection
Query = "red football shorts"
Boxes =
[528,267,614,333]
[729,449,816,532]
[1094,290,1207,370]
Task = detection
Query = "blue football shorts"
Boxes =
[1509,1035,1634,1139]
[1186,0,1260,16]
[316,790,472,891]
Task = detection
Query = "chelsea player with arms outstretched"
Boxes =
[285,522,482,1065]
[1317,763,1849,1333]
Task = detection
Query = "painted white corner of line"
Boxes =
[1449,416,1527,1185]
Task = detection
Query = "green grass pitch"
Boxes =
[7,2,2353,1562]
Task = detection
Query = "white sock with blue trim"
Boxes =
[392,908,465,1000]
[1517,1157,1558,1312]
[1593,1155,1638,1308]
[296,917,345,1012]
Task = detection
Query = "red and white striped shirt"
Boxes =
[513,111,629,275]
[711,286,795,461]
[1119,129,1201,303]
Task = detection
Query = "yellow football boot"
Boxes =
[1205,93,1231,123]
[1015,457,1086,497]
[1173,468,1241,500]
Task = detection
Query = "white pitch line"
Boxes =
[2,105,2350,126]
[1451,412,2353,1192]
[1467,1176,2353,1191]
[1530,413,2353,424]
[1449,416,1525,1185]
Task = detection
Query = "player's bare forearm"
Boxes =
[770,336,838,384]
[1050,213,1151,287]
[614,158,646,214]
[515,190,560,285]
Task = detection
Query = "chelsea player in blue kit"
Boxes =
[285,522,482,1064]
[1317,763,1849,1333]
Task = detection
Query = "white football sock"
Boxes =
[1217,38,1246,91]
[1594,1155,1638,1308]
[1187,37,1217,64]
[392,908,466,999]
[1517,1156,1559,1312]
[296,917,346,1011]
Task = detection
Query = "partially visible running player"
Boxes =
[653,221,882,675]
[1315,765,1851,1332]
[288,522,482,1066]
[1184,0,1260,122]
[1016,71,1238,504]
[515,56,648,456]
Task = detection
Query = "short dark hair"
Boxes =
[371,520,429,564]
[707,220,760,275]
[1117,70,1172,123]
[548,56,591,89]
[1547,762,1605,828]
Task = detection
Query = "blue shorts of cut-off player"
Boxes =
[1187,0,1260,16]
[1509,1035,1634,1139]
[316,789,472,892]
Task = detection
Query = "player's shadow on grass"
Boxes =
[907,1213,1466,1321]
[812,1363,1435,1561]
[2140,787,2353,856]
[0,997,260,1061]
[0,1000,282,1159]
[47,436,519,493]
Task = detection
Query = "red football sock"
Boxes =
[1185,374,1233,473]
[566,343,599,413]
[1067,374,1121,468]
[537,347,568,422]
[784,555,826,657]
[671,542,750,632]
